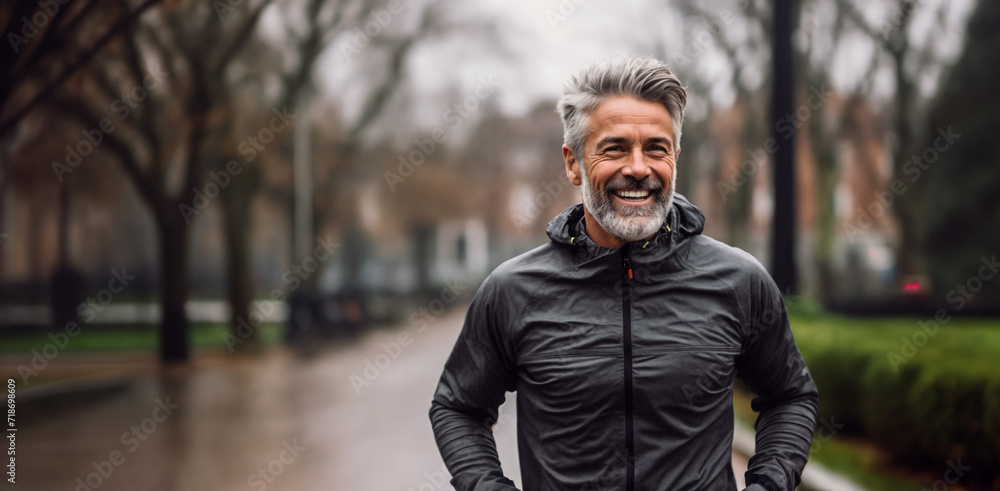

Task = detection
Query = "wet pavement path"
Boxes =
[9,306,747,490]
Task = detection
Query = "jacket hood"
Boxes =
[545,193,706,251]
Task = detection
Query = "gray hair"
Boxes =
[556,55,688,161]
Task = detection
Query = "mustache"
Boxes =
[604,176,664,193]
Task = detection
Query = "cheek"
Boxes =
[586,160,617,189]
[658,161,676,183]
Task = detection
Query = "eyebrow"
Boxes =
[646,136,674,149]
[595,136,630,148]
[595,136,674,150]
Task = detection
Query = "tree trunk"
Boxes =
[887,1,924,282]
[411,224,433,298]
[724,172,753,248]
[814,137,839,303]
[58,184,69,265]
[157,208,190,363]
[0,149,7,283]
[223,180,258,353]
[50,184,85,329]
[890,55,924,278]
[770,0,800,295]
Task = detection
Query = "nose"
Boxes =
[620,147,652,179]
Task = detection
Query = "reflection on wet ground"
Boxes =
[12,306,744,490]
[15,308,484,491]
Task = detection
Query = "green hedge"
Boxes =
[788,308,1000,487]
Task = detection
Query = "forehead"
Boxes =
[586,96,674,144]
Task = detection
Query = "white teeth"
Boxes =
[616,190,650,199]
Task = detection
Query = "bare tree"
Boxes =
[0,0,161,137]
[205,0,446,348]
[670,0,773,248]
[0,0,159,285]
[832,0,954,283]
[53,0,278,362]
[671,0,957,299]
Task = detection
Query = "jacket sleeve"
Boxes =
[429,274,520,491]
[735,268,819,491]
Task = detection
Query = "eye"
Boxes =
[604,145,625,153]
[648,145,670,154]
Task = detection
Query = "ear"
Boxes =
[562,145,583,186]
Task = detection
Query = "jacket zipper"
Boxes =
[622,245,635,491]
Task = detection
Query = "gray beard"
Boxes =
[580,169,675,243]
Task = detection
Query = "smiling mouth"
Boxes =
[612,189,652,201]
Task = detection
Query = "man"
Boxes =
[429,55,819,491]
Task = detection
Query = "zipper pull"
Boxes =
[623,245,633,280]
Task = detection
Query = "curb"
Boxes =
[16,375,133,424]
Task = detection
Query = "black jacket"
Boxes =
[430,195,819,491]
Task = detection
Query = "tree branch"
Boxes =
[0,0,162,139]
[51,93,162,208]
[212,0,273,77]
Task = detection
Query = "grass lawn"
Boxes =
[0,322,284,352]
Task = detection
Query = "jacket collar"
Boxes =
[545,193,706,264]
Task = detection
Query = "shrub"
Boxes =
[789,313,1000,487]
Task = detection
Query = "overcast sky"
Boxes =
[317,0,975,139]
